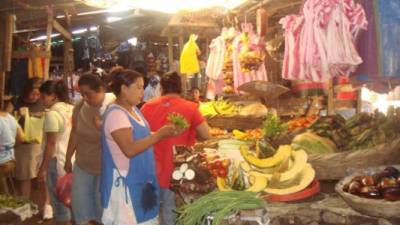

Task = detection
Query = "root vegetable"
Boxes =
[173,170,183,180]
[184,169,196,181]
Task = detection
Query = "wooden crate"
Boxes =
[309,138,400,180]
[206,115,265,130]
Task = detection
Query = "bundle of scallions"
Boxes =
[176,191,265,225]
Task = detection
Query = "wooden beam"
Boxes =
[356,89,362,114]
[167,28,174,68]
[52,19,72,41]
[4,14,14,72]
[12,50,51,59]
[327,79,334,115]
[44,9,53,80]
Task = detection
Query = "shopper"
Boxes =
[14,78,48,212]
[38,80,74,225]
[141,71,211,225]
[64,73,115,225]
[101,68,183,225]
[143,75,161,102]
[190,87,202,104]
[0,97,24,194]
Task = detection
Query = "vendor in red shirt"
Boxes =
[141,71,210,225]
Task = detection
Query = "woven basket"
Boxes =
[335,165,400,219]
[206,115,265,130]
[308,138,400,180]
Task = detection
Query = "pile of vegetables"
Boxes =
[168,112,189,129]
[177,191,265,225]
[262,113,287,139]
[0,195,27,209]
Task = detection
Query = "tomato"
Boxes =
[211,169,219,178]
[215,161,222,168]
[206,164,213,171]
[218,168,228,178]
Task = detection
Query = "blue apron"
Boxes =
[101,105,160,223]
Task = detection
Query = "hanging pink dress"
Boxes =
[232,23,268,91]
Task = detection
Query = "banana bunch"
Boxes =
[213,100,237,115]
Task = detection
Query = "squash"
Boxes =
[279,150,308,182]
[263,163,315,195]
[291,132,336,154]
[245,171,268,192]
[216,177,232,192]
[240,145,292,168]
[217,172,268,193]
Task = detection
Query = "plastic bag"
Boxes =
[56,173,73,209]
[180,34,200,74]
[23,109,44,144]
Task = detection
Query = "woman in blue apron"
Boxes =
[101,68,183,225]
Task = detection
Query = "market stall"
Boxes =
[1,0,400,225]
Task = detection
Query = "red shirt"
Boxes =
[141,96,205,188]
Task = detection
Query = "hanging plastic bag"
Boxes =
[23,108,44,144]
[56,173,73,209]
[180,34,200,75]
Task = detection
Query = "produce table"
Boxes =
[178,191,400,225]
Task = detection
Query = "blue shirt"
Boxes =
[0,113,19,164]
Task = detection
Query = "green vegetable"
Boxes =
[262,113,287,139]
[177,191,265,225]
[0,195,27,209]
[168,112,190,129]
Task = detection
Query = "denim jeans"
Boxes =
[160,188,176,225]
[72,165,102,225]
[47,158,72,222]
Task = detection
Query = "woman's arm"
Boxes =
[111,124,179,158]
[64,118,77,173]
[38,132,57,181]
[196,121,211,141]
[15,127,26,145]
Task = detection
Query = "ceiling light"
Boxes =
[72,28,88,34]
[90,26,98,31]
[128,37,137,46]
[30,33,60,42]
[56,15,65,19]
[79,0,247,14]
[106,16,122,23]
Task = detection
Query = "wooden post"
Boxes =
[167,28,174,70]
[356,88,362,114]
[44,9,53,80]
[327,79,334,115]
[178,28,184,53]
[178,28,187,93]
[63,10,74,89]
[4,14,14,72]
[0,14,14,108]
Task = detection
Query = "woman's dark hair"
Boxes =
[78,73,104,92]
[22,77,42,99]
[39,80,70,103]
[160,71,182,95]
[109,67,143,96]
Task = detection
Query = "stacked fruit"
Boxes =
[287,116,318,131]
[239,51,264,73]
[222,41,235,94]
[216,144,317,196]
[343,166,400,201]
[199,99,238,117]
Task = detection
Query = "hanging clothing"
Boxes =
[28,46,45,79]
[180,34,200,75]
[232,23,268,91]
[280,0,368,82]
